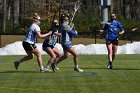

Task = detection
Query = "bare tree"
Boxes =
[13,0,19,29]
[136,0,140,20]
[2,0,6,32]
[7,0,12,20]
[123,0,131,19]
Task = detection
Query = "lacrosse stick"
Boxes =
[70,0,81,24]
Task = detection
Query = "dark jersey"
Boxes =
[43,26,58,46]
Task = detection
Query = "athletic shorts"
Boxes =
[22,41,37,51]
[106,39,119,45]
[62,44,72,51]
[42,42,54,51]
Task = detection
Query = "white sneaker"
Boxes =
[44,67,52,72]
[55,67,59,70]
[74,67,83,72]
[40,67,52,72]
[40,69,45,73]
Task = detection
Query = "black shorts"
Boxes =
[106,39,119,45]
[42,42,54,51]
[22,41,37,51]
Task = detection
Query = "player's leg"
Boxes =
[112,45,118,61]
[32,48,44,72]
[56,44,71,64]
[56,50,69,64]
[53,48,61,63]
[112,40,119,62]
[14,42,35,69]
[44,47,56,72]
[14,51,34,69]
[51,49,69,72]
[67,47,83,72]
[106,42,113,69]
[67,48,78,66]
[52,48,61,70]
[20,51,34,62]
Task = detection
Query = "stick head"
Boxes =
[74,0,81,12]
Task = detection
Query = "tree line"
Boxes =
[0,0,140,33]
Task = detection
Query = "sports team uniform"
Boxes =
[103,20,124,45]
[61,22,78,50]
[23,23,40,51]
[42,27,58,51]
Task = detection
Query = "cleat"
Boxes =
[40,67,52,73]
[110,64,113,69]
[14,61,19,69]
[107,64,113,69]
[74,67,83,72]
[43,67,52,72]
[107,61,113,69]
[107,64,110,69]
[51,63,56,72]
[40,69,45,73]
[55,67,59,70]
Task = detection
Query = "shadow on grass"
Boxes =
[82,67,106,70]
[113,68,140,70]
[82,67,140,70]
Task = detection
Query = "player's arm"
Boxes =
[70,23,74,28]
[119,31,124,35]
[36,31,52,39]
[99,23,108,34]
[54,31,62,37]
[99,30,104,33]
[69,29,78,36]
[118,22,124,35]
[63,24,78,36]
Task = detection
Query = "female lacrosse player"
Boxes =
[42,20,61,72]
[100,13,124,69]
[14,13,52,72]
[51,16,83,72]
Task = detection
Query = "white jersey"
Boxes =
[23,23,40,44]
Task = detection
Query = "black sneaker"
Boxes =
[74,67,83,72]
[14,61,19,69]
[107,64,113,69]
[107,61,113,69]
[51,63,56,72]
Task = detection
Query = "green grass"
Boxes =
[0,55,140,93]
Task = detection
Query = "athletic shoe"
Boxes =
[74,67,83,72]
[40,67,52,72]
[107,64,113,69]
[14,61,19,69]
[55,67,59,70]
[40,68,45,73]
[51,63,56,72]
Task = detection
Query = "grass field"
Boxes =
[0,55,140,93]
